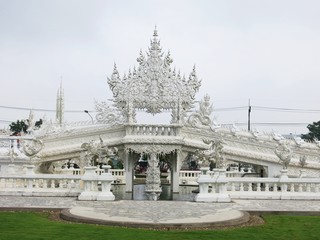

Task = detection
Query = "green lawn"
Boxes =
[0,211,320,240]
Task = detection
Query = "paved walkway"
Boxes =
[1,196,320,229]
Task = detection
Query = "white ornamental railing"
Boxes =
[0,165,115,200]
[179,170,242,185]
[227,177,320,200]
[58,168,126,184]
[58,168,82,175]
[57,168,245,185]
[195,169,320,202]
[0,174,82,197]
[109,169,125,183]
[126,124,180,136]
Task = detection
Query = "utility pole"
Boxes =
[248,99,251,132]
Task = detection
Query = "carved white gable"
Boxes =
[107,28,201,124]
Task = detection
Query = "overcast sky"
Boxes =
[1,0,320,134]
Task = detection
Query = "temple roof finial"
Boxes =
[153,25,158,37]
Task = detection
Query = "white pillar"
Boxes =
[124,152,133,192]
[171,152,180,193]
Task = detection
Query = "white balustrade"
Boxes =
[126,124,179,136]
[195,170,320,201]
[109,169,125,183]
[179,170,242,185]
[195,168,231,202]
[179,170,201,185]
[0,165,116,200]
[78,166,115,201]
[0,173,82,197]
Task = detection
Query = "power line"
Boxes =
[252,106,320,113]
[222,122,309,127]
[0,103,319,114]
[0,105,95,113]
[214,106,247,111]
[0,119,13,124]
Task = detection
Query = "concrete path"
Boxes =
[1,196,320,229]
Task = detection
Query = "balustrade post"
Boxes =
[195,168,231,202]
[25,165,35,175]
[306,184,311,192]
[7,164,16,175]
[299,169,306,178]
[195,167,212,202]
[78,166,99,201]
[240,183,244,192]
[215,169,231,202]
[97,165,115,201]
[279,169,288,193]
[212,168,220,193]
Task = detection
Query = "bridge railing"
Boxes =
[57,168,245,185]
[227,177,320,199]
[57,168,125,184]
[125,124,180,136]
[179,170,242,185]
[0,173,82,197]
[0,165,115,200]
[195,169,320,202]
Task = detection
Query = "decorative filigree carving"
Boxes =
[26,110,36,134]
[299,155,307,168]
[23,139,43,157]
[21,138,43,164]
[272,132,285,142]
[193,139,226,169]
[107,28,201,123]
[186,94,219,130]
[95,100,126,125]
[293,136,305,146]
[0,141,10,148]
[80,137,117,167]
[203,139,226,169]
[145,152,162,200]
[275,142,292,169]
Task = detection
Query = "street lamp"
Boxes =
[84,110,94,124]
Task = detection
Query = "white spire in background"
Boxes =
[56,79,64,126]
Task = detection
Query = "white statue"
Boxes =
[275,142,292,169]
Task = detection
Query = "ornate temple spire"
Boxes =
[56,80,64,126]
[107,29,201,122]
[153,25,158,37]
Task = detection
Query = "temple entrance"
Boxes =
[131,153,174,200]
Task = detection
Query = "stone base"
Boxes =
[96,192,115,201]
[145,190,161,201]
[195,193,231,203]
[78,191,98,201]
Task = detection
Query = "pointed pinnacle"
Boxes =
[153,25,158,37]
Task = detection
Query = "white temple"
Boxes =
[1,29,320,201]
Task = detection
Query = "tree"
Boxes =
[9,118,43,135]
[35,119,43,129]
[301,121,320,142]
[9,120,28,135]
